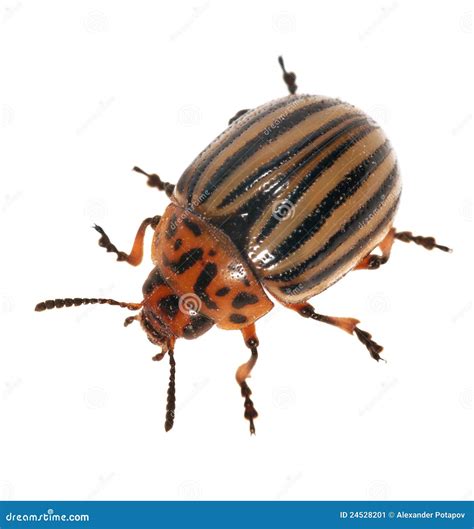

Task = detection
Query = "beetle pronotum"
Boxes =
[36,57,451,434]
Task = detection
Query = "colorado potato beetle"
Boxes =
[36,57,451,434]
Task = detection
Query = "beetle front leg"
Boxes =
[132,166,175,197]
[236,324,259,435]
[290,303,385,362]
[94,215,161,266]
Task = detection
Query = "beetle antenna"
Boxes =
[35,298,142,312]
[278,56,297,95]
[164,349,176,432]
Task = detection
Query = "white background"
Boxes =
[1,1,472,501]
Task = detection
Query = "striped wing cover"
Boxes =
[173,95,401,304]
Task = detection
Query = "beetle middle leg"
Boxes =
[355,227,451,271]
[236,324,259,435]
[289,303,385,362]
[133,166,175,197]
[94,215,161,266]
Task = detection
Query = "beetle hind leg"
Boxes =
[292,303,385,362]
[236,324,260,434]
[94,215,161,266]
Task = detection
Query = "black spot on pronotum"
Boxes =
[194,263,218,309]
[230,313,247,324]
[166,214,178,239]
[158,295,180,318]
[232,292,259,309]
[209,249,217,256]
[215,286,230,297]
[242,278,251,287]
[174,238,183,251]
[164,248,203,274]
[183,218,202,236]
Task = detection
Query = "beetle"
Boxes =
[36,57,451,434]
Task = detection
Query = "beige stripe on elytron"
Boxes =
[268,178,401,303]
[198,103,360,213]
[192,95,329,201]
[247,126,386,254]
[264,148,397,275]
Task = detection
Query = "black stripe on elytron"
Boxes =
[253,124,376,247]
[278,195,401,297]
[216,111,363,210]
[265,162,400,282]
[261,139,393,268]
[177,97,300,197]
[163,248,203,274]
[193,262,218,310]
[189,99,342,205]
[205,118,373,253]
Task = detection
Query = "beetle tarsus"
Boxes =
[94,216,161,266]
[236,329,259,435]
[94,224,128,261]
[278,56,297,95]
[354,327,385,362]
[294,303,385,362]
[133,166,175,197]
[394,231,452,253]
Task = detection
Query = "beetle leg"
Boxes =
[164,348,176,432]
[393,230,452,253]
[278,56,297,95]
[94,215,161,266]
[355,228,396,270]
[236,324,259,435]
[228,109,250,125]
[132,166,175,197]
[291,303,385,362]
[356,227,452,271]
